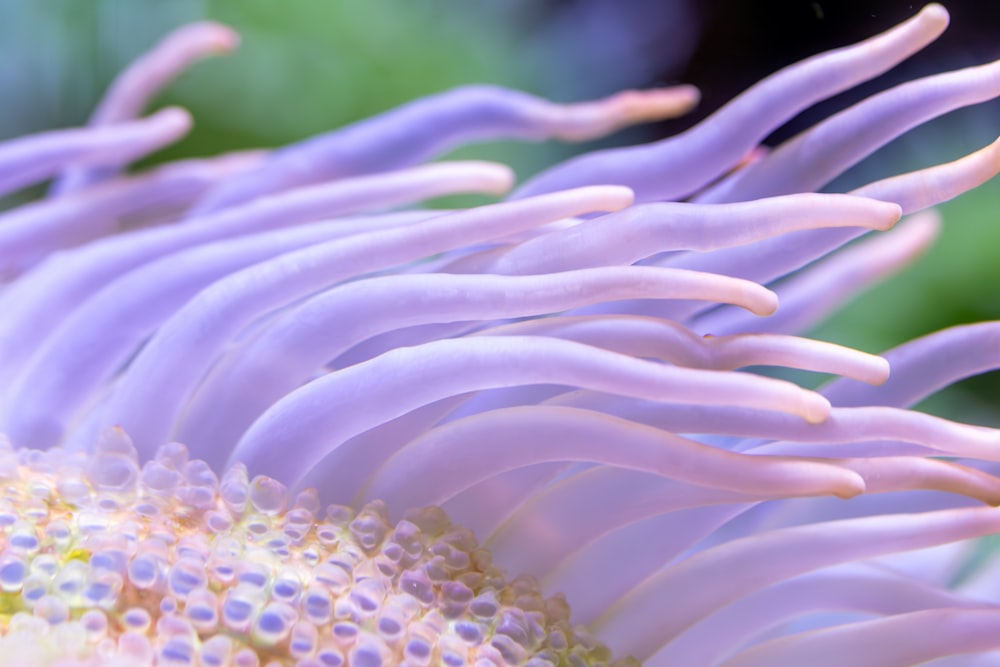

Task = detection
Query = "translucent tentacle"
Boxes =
[651,564,993,667]
[698,57,1000,203]
[823,322,1000,408]
[719,609,1000,667]
[190,84,698,214]
[546,505,749,624]
[2,217,427,449]
[360,406,866,509]
[652,135,1000,324]
[52,22,239,195]
[176,266,778,457]
[513,4,948,201]
[490,194,901,275]
[0,151,260,279]
[294,397,470,507]
[547,393,1000,459]
[441,463,570,538]
[473,315,888,384]
[0,161,510,402]
[101,187,635,457]
[596,506,1000,660]
[0,107,190,198]
[444,322,888,425]
[229,336,830,487]
[487,468,751,580]
[487,455,1000,596]
[694,211,940,336]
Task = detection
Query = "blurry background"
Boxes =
[1,0,998,422]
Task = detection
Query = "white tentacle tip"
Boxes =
[152,106,195,134]
[574,185,636,213]
[833,469,868,499]
[750,288,780,317]
[607,85,702,123]
[918,3,950,28]
[454,161,517,196]
[802,392,833,424]
[200,22,241,53]
[867,357,892,386]
[872,201,904,231]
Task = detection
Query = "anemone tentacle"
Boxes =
[0,107,191,199]
[693,211,941,336]
[191,84,699,215]
[697,57,1000,203]
[513,3,948,200]
[4,6,1000,666]
[51,21,240,196]
[0,151,261,277]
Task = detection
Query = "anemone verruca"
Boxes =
[3,5,1000,666]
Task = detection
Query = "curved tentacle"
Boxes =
[513,4,948,201]
[0,107,190,199]
[52,22,239,195]
[190,84,698,214]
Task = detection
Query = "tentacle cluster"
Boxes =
[0,432,619,667]
[3,5,1000,666]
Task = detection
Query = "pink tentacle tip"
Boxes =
[150,105,194,135]
[920,3,951,27]
[600,86,702,125]
[831,470,867,500]
[802,391,833,425]
[553,86,701,142]
[582,185,636,211]
[195,22,241,53]
[749,287,779,317]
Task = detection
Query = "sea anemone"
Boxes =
[2,5,1000,666]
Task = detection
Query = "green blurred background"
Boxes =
[1,0,999,424]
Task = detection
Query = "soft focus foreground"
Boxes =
[3,5,1000,667]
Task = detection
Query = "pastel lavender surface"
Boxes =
[2,5,1000,666]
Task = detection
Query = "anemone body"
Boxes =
[3,5,1000,666]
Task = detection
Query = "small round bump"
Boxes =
[199,634,233,667]
[81,609,109,642]
[220,465,251,515]
[311,562,351,594]
[127,553,162,590]
[289,620,319,659]
[301,587,333,625]
[83,571,122,608]
[32,594,69,624]
[469,591,500,620]
[88,453,139,493]
[122,607,153,634]
[185,587,220,631]
[399,569,435,606]
[251,601,296,647]
[272,567,302,603]
[349,634,391,667]
[0,553,28,592]
[158,636,197,665]
[167,557,207,599]
[349,577,385,616]
[233,646,262,667]
[118,632,155,662]
[221,587,258,632]
[316,648,345,667]
[249,476,288,515]
[140,460,181,494]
